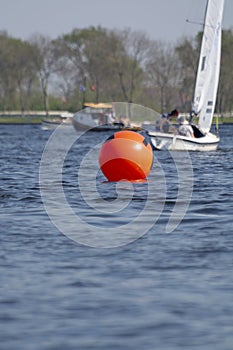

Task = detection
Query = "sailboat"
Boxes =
[148,0,224,151]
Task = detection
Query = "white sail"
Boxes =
[192,0,224,134]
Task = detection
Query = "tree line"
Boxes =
[0,26,233,116]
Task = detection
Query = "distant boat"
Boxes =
[148,0,224,151]
[41,112,73,130]
[72,102,142,132]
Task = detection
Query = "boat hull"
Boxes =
[72,116,141,132]
[148,131,219,151]
[72,117,124,131]
[41,119,72,130]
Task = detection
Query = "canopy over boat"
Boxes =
[83,102,112,109]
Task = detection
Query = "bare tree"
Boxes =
[146,41,181,112]
[112,29,150,104]
[175,37,198,112]
[56,30,88,105]
[30,34,58,116]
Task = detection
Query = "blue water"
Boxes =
[0,124,233,350]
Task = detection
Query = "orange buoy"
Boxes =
[98,130,154,181]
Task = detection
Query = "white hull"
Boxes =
[72,113,142,132]
[148,131,219,151]
[72,116,125,132]
[41,119,72,130]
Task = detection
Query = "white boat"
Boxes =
[72,102,142,132]
[41,111,73,130]
[148,0,224,151]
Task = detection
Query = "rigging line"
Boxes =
[186,19,204,27]
[215,114,219,136]
[186,19,215,29]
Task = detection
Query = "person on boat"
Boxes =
[106,110,115,124]
[177,116,194,138]
[113,116,125,127]
[156,109,179,133]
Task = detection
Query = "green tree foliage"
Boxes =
[55,27,149,109]
[176,30,233,114]
[147,41,181,113]
[0,27,233,115]
[0,32,38,111]
[29,34,59,116]
[218,30,233,113]
[175,37,198,112]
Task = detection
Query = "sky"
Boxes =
[0,0,233,43]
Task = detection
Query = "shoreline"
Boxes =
[0,113,233,125]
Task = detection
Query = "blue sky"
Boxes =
[0,0,232,42]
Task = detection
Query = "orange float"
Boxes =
[98,130,154,181]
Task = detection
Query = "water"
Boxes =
[0,124,233,350]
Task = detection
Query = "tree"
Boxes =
[1,26,233,115]
[30,34,58,116]
[146,41,181,112]
[0,32,17,110]
[175,36,199,112]
[14,41,38,113]
[218,30,233,113]
[176,30,233,114]
[82,26,116,103]
[56,28,90,108]
[0,32,38,112]
[112,29,150,104]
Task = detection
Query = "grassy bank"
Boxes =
[0,110,71,124]
[214,116,233,124]
[0,114,233,125]
[0,116,42,124]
